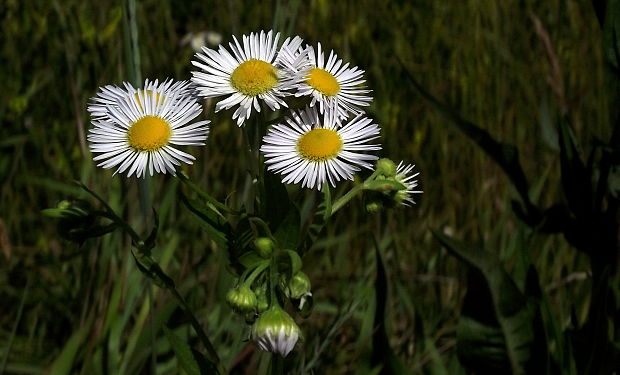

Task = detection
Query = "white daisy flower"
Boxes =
[87,80,192,121]
[395,161,423,206]
[260,106,381,190]
[190,30,305,127]
[86,79,209,178]
[282,42,372,122]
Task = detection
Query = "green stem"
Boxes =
[148,283,156,374]
[269,255,280,307]
[329,168,385,216]
[178,172,236,214]
[137,176,152,228]
[123,0,151,228]
[330,183,366,216]
[242,124,258,214]
[242,260,271,287]
[93,210,140,244]
[80,181,142,244]
[122,0,141,86]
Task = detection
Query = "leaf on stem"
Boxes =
[262,164,292,232]
[274,207,301,251]
[131,248,175,289]
[179,191,229,251]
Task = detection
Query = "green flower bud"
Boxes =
[251,306,301,357]
[285,272,311,300]
[376,158,396,178]
[57,200,71,210]
[254,237,274,258]
[366,201,382,214]
[226,285,257,314]
[254,283,269,313]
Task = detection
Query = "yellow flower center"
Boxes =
[230,59,278,96]
[306,68,340,96]
[134,90,164,111]
[297,128,342,161]
[127,116,171,151]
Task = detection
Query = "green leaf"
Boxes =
[131,249,175,289]
[603,0,620,70]
[371,237,412,375]
[433,231,547,375]
[41,207,88,219]
[238,251,266,269]
[286,250,302,275]
[179,191,228,251]
[608,164,620,198]
[163,326,201,375]
[539,94,559,152]
[398,59,539,221]
[48,318,93,375]
[557,119,590,217]
[275,249,302,280]
[274,206,301,250]
[262,164,291,231]
[227,216,255,273]
[99,6,122,42]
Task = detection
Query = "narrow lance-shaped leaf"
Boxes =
[433,230,546,375]
[398,59,539,223]
[179,190,228,251]
[370,236,412,375]
[557,119,591,218]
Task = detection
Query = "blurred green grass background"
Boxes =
[0,0,610,373]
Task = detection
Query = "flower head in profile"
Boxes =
[226,285,257,314]
[260,106,381,189]
[251,306,301,357]
[281,42,372,122]
[86,79,209,178]
[191,30,306,126]
[394,161,422,206]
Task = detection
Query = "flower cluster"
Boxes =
[85,29,423,357]
[87,30,400,191]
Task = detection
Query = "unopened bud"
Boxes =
[376,158,396,178]
[251,306,301,357]
[254,237,274,258]
[366,201,382,214]
[226,285,257,314]
[285,272,311,300]
[254,283,269,313]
